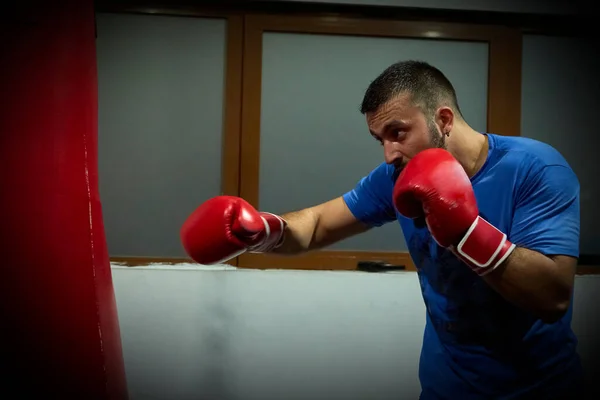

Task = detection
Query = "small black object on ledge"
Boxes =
[357,261,406,272]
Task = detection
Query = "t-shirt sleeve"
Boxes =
[509,164,580,258]
[342,163,397,227]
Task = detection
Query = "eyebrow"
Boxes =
[370,119,409,136]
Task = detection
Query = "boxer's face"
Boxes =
[365,93,446,177]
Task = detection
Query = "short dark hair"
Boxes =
[360,60,462,118]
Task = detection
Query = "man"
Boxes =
[180,60,583,399]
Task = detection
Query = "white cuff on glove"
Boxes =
[248,212,287,253]
[455,216,516,276]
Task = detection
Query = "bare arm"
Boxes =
[482,249,576,323]
[272,197,371,255]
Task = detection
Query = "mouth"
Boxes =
[392,162,405,182]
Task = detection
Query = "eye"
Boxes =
[396,130,407,140]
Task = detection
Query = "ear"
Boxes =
[435,106,455,135]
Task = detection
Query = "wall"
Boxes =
[111,264,600,400]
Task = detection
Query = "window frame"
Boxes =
[237,13,521,271]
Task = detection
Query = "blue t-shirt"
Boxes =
[342,133,582,399]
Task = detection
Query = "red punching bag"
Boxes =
[0,1,128,398]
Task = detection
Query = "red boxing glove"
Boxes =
[180,196,286,265]
[392,148,515,275]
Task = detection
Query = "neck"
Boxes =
[446,122,488,178]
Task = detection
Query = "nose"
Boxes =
[383,140,400,165]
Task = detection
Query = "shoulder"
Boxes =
[346,161,396,202]
[342,162,397,227]
[489,134,579,191]
[490,134,572,169]
[360,162,397,186]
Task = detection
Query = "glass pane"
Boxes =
[521,35,598,254]
[259,32,488,251]
[96,13,227,256]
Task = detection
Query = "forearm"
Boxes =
[481,247,574,323]
[270,208,320,255]
[265,197,370,255]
